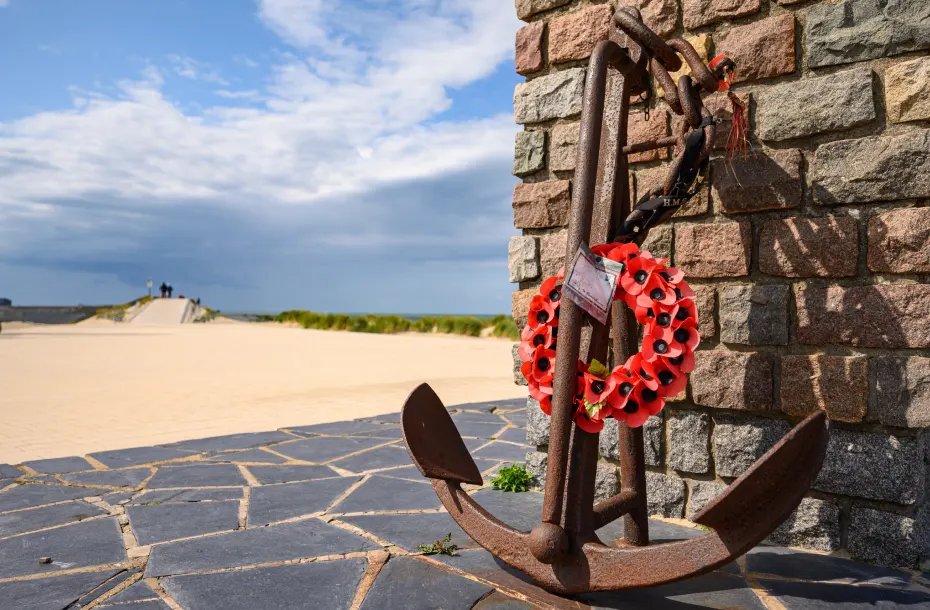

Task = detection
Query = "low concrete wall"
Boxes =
[0,306,109,325]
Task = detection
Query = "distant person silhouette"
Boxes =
[159,282,167,298]
[167,283,173,298]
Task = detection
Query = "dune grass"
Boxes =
[272,310,520,340]
[96,296,154,321]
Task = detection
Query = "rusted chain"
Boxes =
[650,57,682,115]
[614,9,682,72]
[667,38,719,92]
[678,75,703,128]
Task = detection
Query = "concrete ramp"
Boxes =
[130,298,197,325]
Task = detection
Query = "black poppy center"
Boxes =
[536,310,549,324]
[674,328,690,344]
[653,340,668,354]
[629,253,638,259]
[650,288,665,301]
[549,290,561,302]
[634,270,648,284]
[642,388,658,403]
[552,327,558,338]
[658,370,675,386]
[674,287,683,300]
[591,380,605,395]
[659,271,672,282]
[555,307,560,319]
[619,382,634,397]
[537,358,550,372]
[676,307,690,321]
[640,368,652,380]
[657,312,672,327]
[533,334,546,347]
[669,354,684,365]
[623,400,639,414]
[646,309,655,319]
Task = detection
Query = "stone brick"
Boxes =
[548,5,612,64]
[872,357,930,428]
[886,56,930,124]
[514,68,586,124]
[693,285,716,339]
[643,415,663,466]
[675,222,751,278]
[795,284,930,349]
[766,497,841,552]
[526,397,550,445]
[759,217,859,278]
[712,149,802,214]
[512,288,536,327]
[756,69,875,142]
[715,14,795,84]
[646,472,685,518]
[516,0,571,21]
[712,414,791,478]
[640,225,672,261]
[627,111,669,163]
[812,130,930,205]
[686,479,725,520]
[513,131,546,178]
[868,207,930,274]
[599,417,619,460]
[807,0,930,69]
[538,229,568,278]
[615,0,679,37]
[683,0,760,30]
[814,429,922,505]
[781,355,869,423]
[549,122,579,172]
[508,235,540,283]
[513,181,571,229]
[720,285,789,346]
[661,35,711,101]
[525,450,547,490]
[635,165,708,218]
[692,350,774,412]
[667,411,710,474]
[513,344,528,386]
[849,507,920,568]
[515,22,545,76]
[594,462,620,502]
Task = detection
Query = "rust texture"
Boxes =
[401,8,830,595]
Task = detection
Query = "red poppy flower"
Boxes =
[619,255,659,297]
[574,407,605,433]
[606,364,640,412]
[625,353,659,391]
[664,349,696,375]
[528,345,557,384]
[582,371,617,409]
[651,357,687,397]
[539,275,563,304]
[519,324,555,362]
[669,297,698,328]
[641,325,683,361]
[668,318,700,354]
[592,241,640,267]
[634,300,680,329]
[634,273,678,309]
[528,295,558,329]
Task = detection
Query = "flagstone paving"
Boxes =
[0,396,928,609]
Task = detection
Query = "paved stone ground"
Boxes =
[1,398,928,609]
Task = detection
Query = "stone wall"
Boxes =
[0,306,106,324]
[509,0,930,569]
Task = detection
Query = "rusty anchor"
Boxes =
[401,9,829,594]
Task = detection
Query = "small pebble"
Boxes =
[38,557,52,564]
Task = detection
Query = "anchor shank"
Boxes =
[540,40,625,528]
[563,426,600,537]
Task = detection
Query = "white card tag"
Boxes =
[562,243,622,325]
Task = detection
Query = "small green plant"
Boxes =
[416,533,458,556]
[490,463,532,493]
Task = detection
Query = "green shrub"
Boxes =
[490,463,532,492]
[491,317,521,341]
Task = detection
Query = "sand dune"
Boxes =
[0,321,524,463]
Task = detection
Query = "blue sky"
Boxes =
[0,0,524,313]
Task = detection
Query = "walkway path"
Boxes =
[0,399,926,609]
[129,299,193,325]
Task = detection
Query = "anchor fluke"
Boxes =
[400,383,483,486]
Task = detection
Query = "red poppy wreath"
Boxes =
[519,242,699,432]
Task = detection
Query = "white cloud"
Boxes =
[0,0,523,311]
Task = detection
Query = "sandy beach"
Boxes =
[0,319,523,463]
